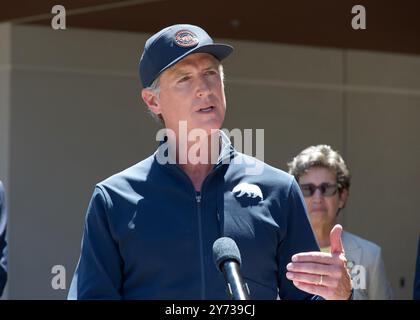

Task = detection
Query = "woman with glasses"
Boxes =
[288,145,393,300]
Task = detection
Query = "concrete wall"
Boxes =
[0,23,418,299]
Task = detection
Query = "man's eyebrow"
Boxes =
[172,69,190,78]
[203,65,219,71]
[170,62,219,79]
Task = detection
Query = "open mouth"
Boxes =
[197,106,215,113]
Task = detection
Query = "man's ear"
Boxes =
[338,188,349,209]
[141,89,162,116]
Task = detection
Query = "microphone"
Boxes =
[212,237,250,300]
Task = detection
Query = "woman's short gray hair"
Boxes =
[287,145,351,191]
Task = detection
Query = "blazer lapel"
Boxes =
[342,231,362,271]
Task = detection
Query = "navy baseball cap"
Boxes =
[139,24,234,88]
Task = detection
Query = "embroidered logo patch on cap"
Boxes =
[174,29,199,47]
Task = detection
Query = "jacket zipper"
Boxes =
[195,193,205,300]
[168,164,223,300]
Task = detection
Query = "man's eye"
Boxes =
[205,70,217,76]
[178,76,190,83]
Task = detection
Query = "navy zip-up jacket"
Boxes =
[69,133,320,299]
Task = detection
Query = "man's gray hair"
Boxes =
[143,64,225,125]
[145,75,163,123]
[287,145,351,191]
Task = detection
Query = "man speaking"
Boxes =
[68,24,352,300]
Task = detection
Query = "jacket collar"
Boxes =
[154,129,236,167]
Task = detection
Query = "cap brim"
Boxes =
[157,43,233,80]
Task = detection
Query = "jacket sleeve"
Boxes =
[68,186,123,299]
[0,182,7,296]
[367,246,394,300]
[276,177,322,300]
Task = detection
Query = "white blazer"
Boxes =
[342,231,393,300]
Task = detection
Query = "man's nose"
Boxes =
[196,77,211,98]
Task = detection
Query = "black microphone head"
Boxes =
[212,237,242,272]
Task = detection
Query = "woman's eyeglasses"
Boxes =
[299,183,338,197]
